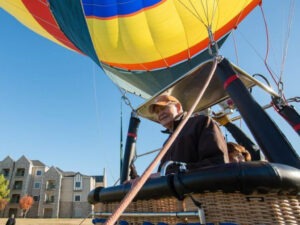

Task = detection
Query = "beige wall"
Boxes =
[60,177,73,201]
[60,174,93,218]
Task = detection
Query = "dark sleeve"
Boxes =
[225,122,261,160]
[187,116,229,171]
[129,164,139,179]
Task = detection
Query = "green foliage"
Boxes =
[0,174,9,199]
[0,174,10,210]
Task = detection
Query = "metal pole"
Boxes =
[94,211,199,217]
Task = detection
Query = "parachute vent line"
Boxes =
[3,1,57,31]
[178,0,220,56]
[229,0,253,66]
[278,0,295,102]
[231,31,240,66]
[260,1,295,105]
[36,0,49,7]
[178,0,210,61]
[178,0,206,26]
[6,0,82,52]
[259,4,288,104]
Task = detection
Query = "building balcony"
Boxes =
[14,174,25,177]
[46,186,56,190]
[13,186,22,190]
[44,200,55,204]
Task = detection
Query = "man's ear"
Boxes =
[175,102,182,113]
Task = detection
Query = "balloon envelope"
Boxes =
[0,0,261,98]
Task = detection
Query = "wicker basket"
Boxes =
[94,191,300,225]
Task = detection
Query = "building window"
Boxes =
[33,196,40,202]
[75,181,81,189]
[34,182,41,189]
[74,195,81,202]
[16,168,25,177]
[46,180,56,190]
[13,181,23,190]
[11,194,20,203]
[45,194,55,203]
[2,168,10,177]
[36,170,42,176]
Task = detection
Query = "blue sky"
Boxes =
[0,1,299,186]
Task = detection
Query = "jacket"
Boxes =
[158,114,228,174]
[6,218,15,225]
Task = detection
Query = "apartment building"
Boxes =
[0,155,105,218]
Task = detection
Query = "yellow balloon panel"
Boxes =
[86,0,260,70]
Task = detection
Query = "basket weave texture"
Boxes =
[95,191,300,225]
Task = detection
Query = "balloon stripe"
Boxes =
[83,0,163,18]
[22,0,82,53]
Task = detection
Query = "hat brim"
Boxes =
[148,102,169,114]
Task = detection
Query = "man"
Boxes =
[6,214,16,225]
[149,95,228,174]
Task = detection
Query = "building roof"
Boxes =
[62,171,76,177]
[31,160,45,167]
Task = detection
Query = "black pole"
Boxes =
[217,58,300,168]
[120,111,140,184]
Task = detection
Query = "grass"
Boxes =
[0,218,93,225]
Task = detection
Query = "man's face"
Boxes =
[153,102,180,129]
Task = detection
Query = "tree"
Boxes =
[0,174,10,211]
[19,195,34,218]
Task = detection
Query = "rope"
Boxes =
[259,5,279,85]
[120,98,124,178]
[278,0,295,102]
[231,31,239,66]
[103,57,220,225]
[136,148,161,158]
